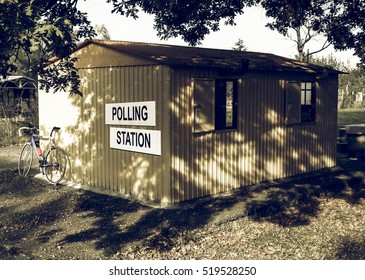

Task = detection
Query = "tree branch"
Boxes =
[308,39,332,57]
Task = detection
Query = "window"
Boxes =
[193,78,238,133]
[215,79,238,130]
[286,81,316,125]
[300,82,315,122]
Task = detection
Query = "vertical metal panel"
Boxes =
[170,68,338,203]
[39,65,171,203]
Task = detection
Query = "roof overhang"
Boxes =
[45,39,346,76]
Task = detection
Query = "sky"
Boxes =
[77,0,360,68]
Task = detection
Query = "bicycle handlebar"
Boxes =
[18,127,37,136]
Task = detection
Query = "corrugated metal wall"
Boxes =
[40,63,338,204]
[170,68,338,203]
[40,65,172,203]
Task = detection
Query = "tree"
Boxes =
[107,0,365,66]
[260,0,328,61]
[1,0,365,96]
[94,24,111,40]
[232,38,248,51]
[107,0,253,46]
[260,0,365,63]
[0,0,95,95]
[10,46,44,80]
[311,54,365,108]
[285,20,332,62]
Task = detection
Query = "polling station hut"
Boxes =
[39,39,342,204]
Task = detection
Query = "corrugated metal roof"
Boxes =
[52,39,344,74]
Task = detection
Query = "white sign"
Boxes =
[105,101,156,126]
[110,127,161,156]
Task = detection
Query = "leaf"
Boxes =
[25,0,35,17]
[37,24,64,38]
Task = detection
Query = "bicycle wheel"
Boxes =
[18,143,33,176]
[44,147,67,184]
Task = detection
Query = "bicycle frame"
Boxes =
[18,126,66,184]
[30,133,51,162]
[18,127,67,184]
[19,126,61,165]
[19,127,58,161]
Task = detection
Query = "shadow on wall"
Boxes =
[169,68,338,202]
[60,64,169,203]
[57,67,338,205]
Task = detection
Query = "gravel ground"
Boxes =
[0,146,364,260]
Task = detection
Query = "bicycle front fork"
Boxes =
[39,158,48,174]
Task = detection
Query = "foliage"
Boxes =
[107,0,253,46]
[94,24,111,40]
[0,118,35,147]
[260,0,365,63]
[9,46,43,80]
[310,54,349,71]
[260,0,329,61]
[0,0,95,95]
[1,0,365,95]
[340,67,365,94]
[311,54,365,109]
[232,38,248,51]
[107,0,365,67]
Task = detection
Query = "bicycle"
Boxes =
[18,126,67,184]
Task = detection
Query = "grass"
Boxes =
[0,118,36,147]
[0,138,17,148]
[1,159,365,260]
[338,108,365,126]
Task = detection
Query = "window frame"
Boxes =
[215,79,238,131]
[300,81,316,123]
[285,80,316,125]
[192,78,238,134]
